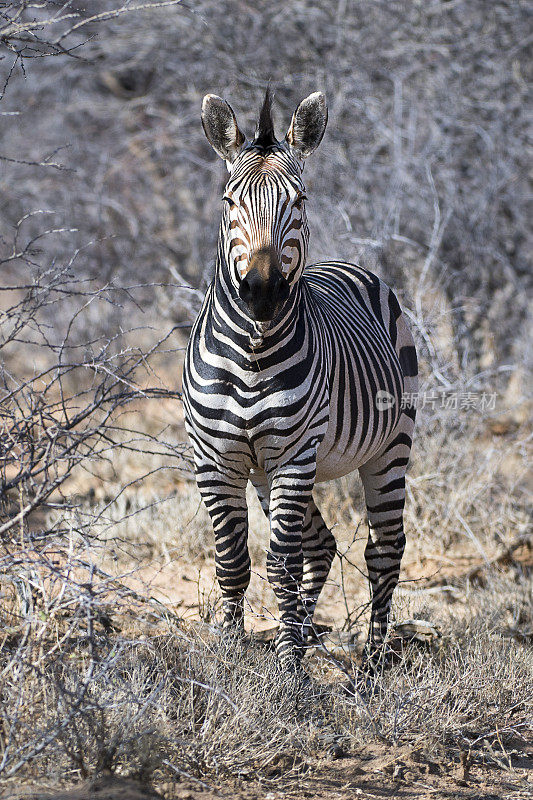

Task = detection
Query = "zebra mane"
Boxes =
[253,87,277,148]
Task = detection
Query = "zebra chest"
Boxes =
[212,365,324,427]
[185,352,329,468]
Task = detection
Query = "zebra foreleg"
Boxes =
[265,459,318,668]
[358,436,410,671]
[196,467,250,633]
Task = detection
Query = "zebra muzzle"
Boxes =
[239,249,290,322]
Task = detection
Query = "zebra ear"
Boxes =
[286,92,328,159]
[201,94,245,166]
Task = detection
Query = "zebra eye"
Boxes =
[223,195,236,208]
[293,193,307,208]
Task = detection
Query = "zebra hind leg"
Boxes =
[298,500,336,652]
[358,426,413,673]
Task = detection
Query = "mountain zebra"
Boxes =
[182,90,418,671]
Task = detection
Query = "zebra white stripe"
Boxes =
[183,90,418,671]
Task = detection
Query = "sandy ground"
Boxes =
[3,738,532,799]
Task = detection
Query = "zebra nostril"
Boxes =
[239,265,289,320]
[277,274,289,303]
[239,276,252,302]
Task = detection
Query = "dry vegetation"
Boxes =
[0,1,531,798]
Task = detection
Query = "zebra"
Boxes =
[182,89,418,673]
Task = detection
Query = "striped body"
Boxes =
[185,262,415,480]
[183,91,417,669]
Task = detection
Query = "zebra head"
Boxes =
[201,89,328,322]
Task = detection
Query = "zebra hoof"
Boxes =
[341,670,377,701]
[276,657,312,691]
[361,643,392,675]
[274,644,307,677]
[220,621,246,644]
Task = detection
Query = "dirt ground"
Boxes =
[3,735,532,799]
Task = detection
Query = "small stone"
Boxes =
[327,743,347,760]
[392,763,405,780]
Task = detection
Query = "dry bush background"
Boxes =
[0,1,531,798]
